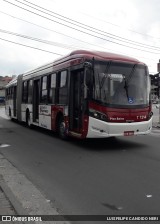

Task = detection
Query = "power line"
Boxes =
[80,12,160,42]
[0,9,158,63]
[0,27,158,64]
[0,10,109,51]
[0,10,159,69]
[0,28,78,50]
[0,37,63,55]
[0,29,157,74]
[2,0,160,54]
[19,0,160,51]
[15,0,160,50]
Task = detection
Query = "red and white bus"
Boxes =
[5,50,152,139]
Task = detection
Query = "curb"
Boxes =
[0,177,24,224]
[0,154,70,224]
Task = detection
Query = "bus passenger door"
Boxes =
[69,69,84,132]
[33,79,40,122]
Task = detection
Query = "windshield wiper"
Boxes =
[99,62,111,98]
[124,78,129,100]
[126,64,137,86]
[124,64,137,100]
[100,61,111,89]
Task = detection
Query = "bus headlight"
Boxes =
[89,109,108,121]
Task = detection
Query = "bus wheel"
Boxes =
[58,116,67,140]
[26,111,32,128]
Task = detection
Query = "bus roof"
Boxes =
[23,50,143,76]
[6,50,145,87]
[60,50,141,63]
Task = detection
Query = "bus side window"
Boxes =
[22,81,28,103]
[49,73,56,104]
[60,71,67,87]
[59,70,68,105]
[28,80,33,104]
[40,76,48,104]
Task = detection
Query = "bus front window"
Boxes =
[93,61,150,107]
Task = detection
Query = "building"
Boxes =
[0,76,13,102]
[150,73,160,103]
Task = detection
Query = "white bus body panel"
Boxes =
[21,104,33,122]
[39,105,51,130]
[5,101,12,117]
[87,117,152,138]
[5,100,17,119]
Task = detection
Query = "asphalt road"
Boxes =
[0,113,160,223]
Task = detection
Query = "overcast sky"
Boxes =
[0,0,160,76]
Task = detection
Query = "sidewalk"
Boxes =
[0,186,17,215]
[0,150,70,224]
[0,187,18,224]
[0,106,17,222]
[0,153,19,224]
[0,164,18,224]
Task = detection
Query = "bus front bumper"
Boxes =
[86,117,152,138]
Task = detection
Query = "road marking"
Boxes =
[146,194,152,198]
[0,144,10,148]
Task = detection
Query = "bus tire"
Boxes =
[58,116,67,140]
[26,110,32,128]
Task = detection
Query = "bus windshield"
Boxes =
[93,61,150,107]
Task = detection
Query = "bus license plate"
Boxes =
[124,131,134,136]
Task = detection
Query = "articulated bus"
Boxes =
[5,50,152,139]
